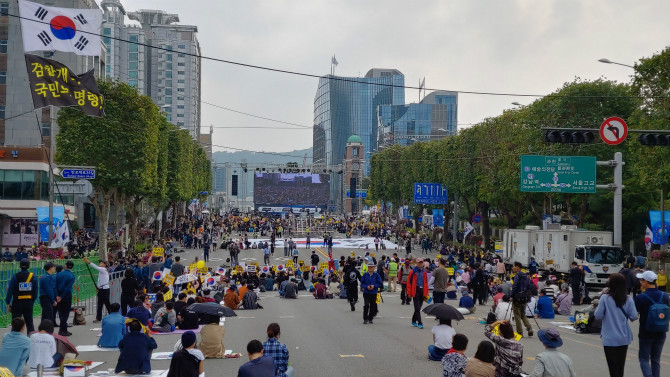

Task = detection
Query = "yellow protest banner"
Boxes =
[188,263,197,272]
[320,262,329,270]
[152,247,165,257]
[0,367,15,377]
[298,260,305,266]
[163,289,173,301]
[286,261,295,268]
[447,268,455,276]
[492,324,522,341]
[163,273,175,285]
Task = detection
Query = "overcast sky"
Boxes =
[124,0,670,155]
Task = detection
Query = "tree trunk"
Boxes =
[161,205,170,238]
[442,203,450,243]
[482,201,491,251]
[126,196,142,253]
[98,188,115,261]
[578,195,589,227]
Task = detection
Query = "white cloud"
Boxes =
[122,0,670,154]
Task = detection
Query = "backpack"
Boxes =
[513,273,531,305]
[641,292,669,333]
[242,291,258,310]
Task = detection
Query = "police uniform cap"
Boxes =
[19,258,30,269]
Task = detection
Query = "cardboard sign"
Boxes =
[163,289,173,301]
[163,273,175,285]
[447,268,455,276]
[152,247,165,257]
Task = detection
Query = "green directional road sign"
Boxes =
[520,155,596,193]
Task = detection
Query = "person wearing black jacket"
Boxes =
[568,262,583,305]
[343,258,361,311]
[120,268,139,316]
[167,331,203,377]
[510,262,534,338]
[472,264,488,305]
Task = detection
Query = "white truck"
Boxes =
[502,225,626,285]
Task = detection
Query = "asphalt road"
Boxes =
[2,240,668,377]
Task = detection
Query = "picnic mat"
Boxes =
[98,325,204,337]
[151,350,234,360]
[78,345,121,352]
[27,362,106,377]
[90,370,168,377]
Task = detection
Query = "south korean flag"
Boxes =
[18,0,102,56]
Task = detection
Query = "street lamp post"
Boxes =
[598,58,635,69]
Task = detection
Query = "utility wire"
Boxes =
[6,11,654,99]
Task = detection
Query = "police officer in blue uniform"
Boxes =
[5,258,38,333]
[39,262,58,323]
[2,248,13,262]
[56,260,75,336]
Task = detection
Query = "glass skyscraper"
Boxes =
[313,69,405,175]
[377,90,458,148]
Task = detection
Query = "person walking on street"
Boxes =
[399,259,413,305]
[39,262,58,324]
[361,264,383,324]
[56,260,75,336]
[387,257,399,293]
[263,244,271,266]
[407,257,429,329]
[432,258,449,304]
[343,258,361,311]
[292,246,299,266]
[283,239,289,257]
[5,258,38,334]
[594,273,638,377]
[634,270,669,377]
[84,256,111,323]
[510,262,534,337]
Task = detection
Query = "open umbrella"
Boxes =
[187,303,236,317]
[52,333,79,356]
[422,303,465,321]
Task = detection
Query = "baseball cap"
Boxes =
[636,270,658,282]
[19,258,29,269]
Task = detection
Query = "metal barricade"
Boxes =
[109,270,124,305]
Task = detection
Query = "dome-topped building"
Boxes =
[347,135,363,144]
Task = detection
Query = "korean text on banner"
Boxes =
[25,54,104,117]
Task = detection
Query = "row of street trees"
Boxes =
[56,81,211,258]
[369,47,670,250]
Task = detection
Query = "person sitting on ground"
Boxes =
[199,315,226,358]
[465,340,496,377]
[167,331,204,377]
[263,323,294,377]
[224,286,241,310]
[492,286,505,308]
[279,277,290,297]
[28,319,58,369]
[534,289,555,319]
[553,286,573,315]
[313,279,328,299]
[525,295,537,318]
[459,291,476,314]
[495,295,514,322]
[485,320,524,377]
[284,279,298,299]
[328,276,340,296]
[179,298,200,330]
[265,274,275,291]
[238,339,275,377]
[153,301,177,333]
[446,282,458,300]
[127,299,151,327]
[0,318,31,377]
[201,289,216,303]
[238,281,249,300]
[174,293,188,316]
[442,333,469,377]
[242,289,262,309]
[529,328,576,377]
[98,303,126,348]
[428,318,455,361]
[150,292,165,319]
[115,320,157,374]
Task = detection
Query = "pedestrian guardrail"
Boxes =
[0,257,99,327]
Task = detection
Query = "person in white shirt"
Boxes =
[28,319,57,368]
[428,319,456,361]
[495,295,515,322]
[525,296,538,317]
[83,257,110,323]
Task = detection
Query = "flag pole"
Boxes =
[48,105,55,243]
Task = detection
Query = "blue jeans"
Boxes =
[639,335,666,377]
[428,345,447,361]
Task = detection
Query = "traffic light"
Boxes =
[638,134,670,146]
[545,130,594,143]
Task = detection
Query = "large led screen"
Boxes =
[254,173,330,212]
